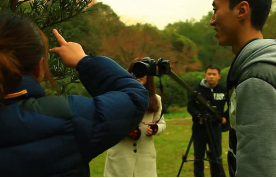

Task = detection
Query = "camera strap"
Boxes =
[141,110,164,125]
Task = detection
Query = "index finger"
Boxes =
[52,29,67,46]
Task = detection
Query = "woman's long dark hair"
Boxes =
[0,13,54,102]
[128,58,159,113]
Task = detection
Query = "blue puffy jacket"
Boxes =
[0,55,149,176]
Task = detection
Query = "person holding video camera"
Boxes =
[104,58,166,177]
[0,13,149,176]
[187,65,227,177]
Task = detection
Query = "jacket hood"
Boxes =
[3,75,46,105]
[200,78,219,89]
[229,39,276,82]
[200,79,210,88]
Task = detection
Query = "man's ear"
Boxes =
[237,1,250,19]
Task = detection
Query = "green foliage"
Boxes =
[155,76,188,112]
[0,0,8,11]
[63,83,90,96]
[164,12,235,70]
[182,71,205,89]
[45,3,125,95]
[154,71,205,110]
[172,34,197,54]
[168,32,202,73]
[4,0,93,29]
[263,10,276,38]
[220,67,230,86]
[54,2,124,55]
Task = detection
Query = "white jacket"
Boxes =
[104,94,166,177]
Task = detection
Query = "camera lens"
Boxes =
[132,62,149,78]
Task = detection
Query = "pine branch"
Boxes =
[17,0,29,7]
[39,9,95,29]
[15,0,94,29]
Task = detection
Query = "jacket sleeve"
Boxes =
[235,78,276,176]
[155,94,166,135]
[156,116,166,135]
[68,55,149,161]
[187,87,201,121]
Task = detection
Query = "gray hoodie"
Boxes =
[227,39,276,176]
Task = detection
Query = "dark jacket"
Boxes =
[0,55,149,176]
[227,39,276,176]
[187,79,227,124]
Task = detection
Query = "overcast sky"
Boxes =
[96,0,214,29]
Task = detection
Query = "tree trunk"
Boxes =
[9,0,17,12]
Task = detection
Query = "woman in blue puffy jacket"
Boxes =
[0,13,149,176]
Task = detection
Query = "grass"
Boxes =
[165,108,192,119]
[89,110,230,177]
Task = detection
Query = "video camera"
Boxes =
[132,57,171,78]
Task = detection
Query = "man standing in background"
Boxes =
[188,65,227,177]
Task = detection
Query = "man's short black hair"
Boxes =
[229,0,272,31]
[205,65,221,74]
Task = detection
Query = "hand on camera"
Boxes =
[221,117,227,124]
[129,126,141,140]
[146,125,158,136]
[197,115,204,124]
[49,29,87,68]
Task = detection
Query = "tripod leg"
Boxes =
[204,119,226,177]
[206,149,214,176]
[209,152,226,177]
[177,134,193,177]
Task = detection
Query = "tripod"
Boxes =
[177,113,225,177]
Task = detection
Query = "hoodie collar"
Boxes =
[200,78,218,89]
[3,75,46,105]
[227,39,276,88]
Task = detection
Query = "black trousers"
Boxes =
[192,122,225,177]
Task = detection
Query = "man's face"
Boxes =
[210,0,239,46]
[205,68,221,87]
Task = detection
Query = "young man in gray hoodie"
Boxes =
[210,0,276,176]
